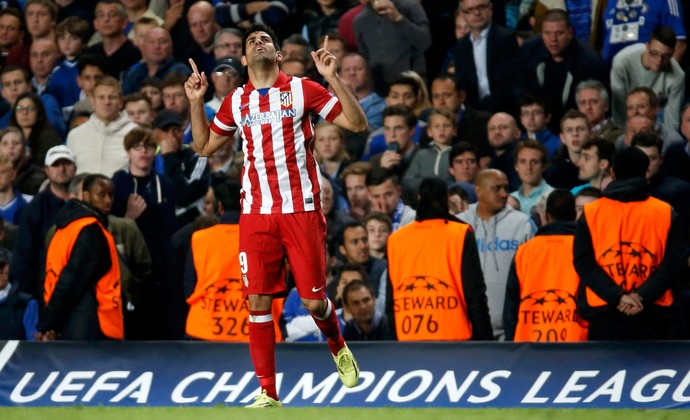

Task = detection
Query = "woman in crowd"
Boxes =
[9,92,62,168]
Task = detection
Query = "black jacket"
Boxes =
[453,23,520,113]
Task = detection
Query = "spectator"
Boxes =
[453,0,519,113]
[430,75,491,161]
[339,52,385,130]
[314,121,351,197]
[301,0,349,50]
[334,221,388,313]
[366,168,415,231]
[0,127,45,196]
[620,114,656,151]
[29,38,59,97]
[206,56,242,113]
[369,105,418,184]
[318,32,347,69]
[518,93,560,159]
[544,110,590,190]
[215,0,297,39]
[572,137,614,196]
[342,280,393,341]
[46,17,90,119]
[0,8,26,68]
[84,0,142,79]
[354,0,431,92]
[0,248,38,340]
[448,182,471,214]
[40,174,123,341]
[184,1,219,78]
[457,169,536,339]
[504,189,587,342]
[122,0,164,40]
[130,16,161,50]
[321,175,352,246]
[185,177,282,342]
[574,186,601,219]
[71,54,107,117]
[662,103,690,184]
[487,112,521,192]
[574,147,685,340]
[362,74,428,162]
[599,0,686,64]
[140,77,164,111]
[212,27,243,60]
[448,141,480,185]
[514,9,606,132]
[403,108,455,197]
[152,109,209,226]
[281,33,313,76]
[387,176,492,340]
[510,139,554,216]
[111,127,176,339]
[363,211,391,260]
[632,132,690,218]
[123,92,155,127]
[121,27,190,95]
[67,76,138,177]
[11,145,76,300]
[575,79,622,144]
[611,27,685,131]
[161,71,215,145]
[615,87,684,153]
[5,0,58,71]
[280,56,307,78]
[339,161,371,222]
[9,91,61,167]
[0,153,27,225]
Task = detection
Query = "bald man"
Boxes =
[458,169,536,340]
[487,112,522,191]
[122,27,190,95]
[184,2,220,77]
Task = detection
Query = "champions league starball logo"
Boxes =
[396,276,455,294]
[520,289,576,308]
[203,278,243,296]
[597,241,659,290]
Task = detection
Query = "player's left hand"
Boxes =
[312,35,337,79]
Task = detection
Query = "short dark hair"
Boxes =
[0,7,26,33]
[82,173,111,194]
[542,8,571,29]
[213,177,242,213]
[123,91,152,108]
[631,131,664,155]
[382,104,416,129]
[55,16,90,44]
[364,211,392,232]
[242,23,280,56]
[575,186,602,200]
[26,0,58,20]
[432,74,463,92]
[0,65,29,82]
[386,75,419,98]
[628,87,659,107]
[416,177,450,222]
[335,221,366,247]
[612,147,649,180]
[77,54,107,75]
[545,189,576,222]
[161,71,187,89]
[365,167,399,188]
[581,137,615,165]
[560,109,590,131]
[650,26,677,50]
[448,141,478,166]
[519,92,551,115]
[342,279,374,307]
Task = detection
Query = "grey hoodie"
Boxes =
[458,204,536,338]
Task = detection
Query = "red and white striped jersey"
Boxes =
[210,72,342,214]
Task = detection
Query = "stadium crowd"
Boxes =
[0,0,689,343]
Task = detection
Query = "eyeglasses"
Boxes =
[647,48,672,61]
[461,3,490,14]
[131,143,157,151]
[15,105,37,113]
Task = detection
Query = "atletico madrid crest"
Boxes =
[280,91,293,108]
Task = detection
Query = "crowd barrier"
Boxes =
[1,340,689,408]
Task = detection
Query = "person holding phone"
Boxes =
[369,105,419,185]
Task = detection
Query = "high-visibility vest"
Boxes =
[387,219,473,341]
[186,224,283,341]
[44,217,123,340]
[583,196,673,307]
[514,233,588,342]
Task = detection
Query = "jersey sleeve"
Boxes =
[663,1,686,38]
[209,92,238,136]
[302,78,343,123]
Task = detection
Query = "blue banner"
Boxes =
[1,341,690,408]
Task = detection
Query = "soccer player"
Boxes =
[184,23,367,408]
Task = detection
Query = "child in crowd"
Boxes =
[363,212,392,260]
[518,93,561,159]
[140,77,164,111]
[46,16,90,120]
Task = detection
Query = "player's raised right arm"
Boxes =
[185,59,229,156]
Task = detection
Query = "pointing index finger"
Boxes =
[323,35,329,53]
[188,58,200,78]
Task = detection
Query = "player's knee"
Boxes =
[302,298,327,316]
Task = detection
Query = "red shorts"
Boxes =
[239,211,327,300]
